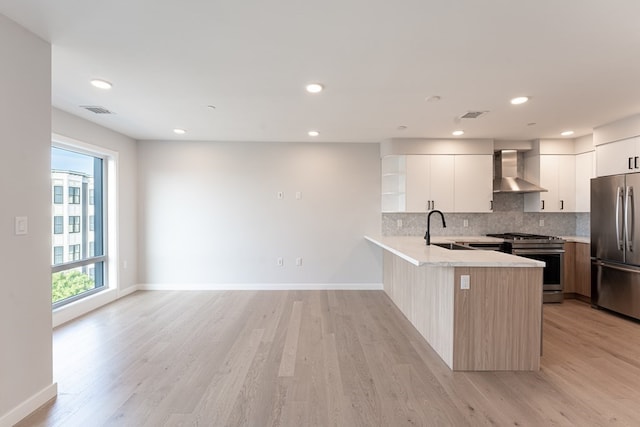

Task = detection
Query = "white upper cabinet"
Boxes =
[381,154,492,213]
[454,155,493,212]
[405,155,454,212]
[575,151,595,212]
[596,136,640,177]
[524,154,576,212]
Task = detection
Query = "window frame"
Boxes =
[51,134,117,310]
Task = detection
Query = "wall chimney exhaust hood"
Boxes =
[493,150,547,193]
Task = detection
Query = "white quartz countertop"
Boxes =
[561,236,590,244]
[365,235,545,268]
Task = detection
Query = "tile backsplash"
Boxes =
[382,192,590,237]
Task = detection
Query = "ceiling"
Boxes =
[2,0,640,143]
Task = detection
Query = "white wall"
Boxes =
[52,108,138,296]
[0,14,56,425]
[137,140,382,287]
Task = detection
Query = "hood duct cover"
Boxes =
[493,150,547,193]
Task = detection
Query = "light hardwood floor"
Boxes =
[16,291,640,426]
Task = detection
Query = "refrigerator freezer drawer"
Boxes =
[593,260,640,321]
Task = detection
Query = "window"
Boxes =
[53,246,63,265]
[89,189,95,205]
[68,216,80,233]
[68,244,81,261]
[68,186,80,204]
[51,145,107,308]
[53,186,63,204]
[54,216,64,234]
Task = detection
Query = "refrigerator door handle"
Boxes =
[617,186,624,251]
[627,186,635,252]
[594,259,640,274]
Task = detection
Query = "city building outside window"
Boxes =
[52,144,109,308]
[53,216,63,234]
[68,244,81,261]
[53,185,63,204]
[68,186,80,204]
[68,216,80,233]
[53,246,63,265]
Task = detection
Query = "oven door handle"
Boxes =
[512,249,565,255]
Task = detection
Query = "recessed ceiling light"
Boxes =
[305,83,324,94]
[207,105,216,110]
[561,130,575,136]
[173,128,186,135]
[510,96,529,105]
[425,96,441,102]
[308,130,320,137]
[397,125,408,131]
[452,130,464,136]
[90,79,112,90]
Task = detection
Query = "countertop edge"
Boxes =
[365,235,545,268]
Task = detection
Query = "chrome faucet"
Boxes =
[425,209,446,245]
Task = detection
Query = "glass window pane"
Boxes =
[52,262,104,305]
[51,146,106,307]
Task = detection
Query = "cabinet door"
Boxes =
[526,155,576,212]
[454,155,493,212]
[575,243,591,298]
[557,155,576,212]
[563,242,576,294]
[405,155,430,212]
[428,155,454,212]
[596,137,638,177]
[539,155,560,212]
[575,151,594,212]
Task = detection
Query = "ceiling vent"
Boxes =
[459,111,488,119]
[81,105,114,114]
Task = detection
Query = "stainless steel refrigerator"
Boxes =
[591,173,640,320]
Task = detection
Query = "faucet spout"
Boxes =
[424,210,446,245]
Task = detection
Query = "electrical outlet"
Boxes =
[397,219,403,228]
[277,191,284,200]
[539,219,545,227]
[277,257,284,266]
[463,219,468,227]
[296,257,302,266]
[460,275,470,290]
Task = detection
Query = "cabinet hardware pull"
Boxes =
[490,200,493,210]
[561,200,564,210]
[635,156,639,169]
[541,200,545,210]
[630,157,634,170]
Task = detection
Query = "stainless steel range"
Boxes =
[487,232,565,303]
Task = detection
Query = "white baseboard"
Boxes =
[137,283,384,291]
[118,284,139,298]
[0,382,57,427]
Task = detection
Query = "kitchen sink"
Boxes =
[432,242,475,250]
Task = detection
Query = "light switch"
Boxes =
[460,275,470,290]
[15,216,28,235]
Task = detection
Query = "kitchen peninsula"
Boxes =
[366,235,544,371]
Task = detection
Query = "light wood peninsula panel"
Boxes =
[382,250,542,371]
[453,267,542,371]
